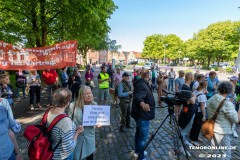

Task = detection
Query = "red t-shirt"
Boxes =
[42,70,58,85]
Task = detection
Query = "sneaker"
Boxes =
[37,104,42,108]
[131,150,148,156]
[130,151,138,160]
[197,138,203,142]
[191,141,200,146]
[30,104,34,110]
[144,151,148,156]
[183,139,193,147]
[179,147,191,157]
[233,131,238,138]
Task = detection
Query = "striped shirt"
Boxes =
[47,112,76,159]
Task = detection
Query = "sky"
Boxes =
[108,0,240,52]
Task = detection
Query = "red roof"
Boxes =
[133,52,142,59]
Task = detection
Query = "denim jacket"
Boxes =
[0,105,15,159]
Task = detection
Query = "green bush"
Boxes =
[226,67,233,73]
[212,66,218,71]
[184,69,194,73]
[202,65,210,70]
[137,62,144,66]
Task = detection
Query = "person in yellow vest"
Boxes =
[98,66,111,105]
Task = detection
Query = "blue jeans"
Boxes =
[47,84,54,101]
[8,152,15,160]
[135,119,150,160]
[64,153,73,160]
[16,86,26,98]
[168,78,174,91]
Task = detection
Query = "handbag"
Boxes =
[201,99,226,140]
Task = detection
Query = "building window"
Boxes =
[13,54,17,60]
[20,55,24,61]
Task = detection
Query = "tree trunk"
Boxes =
[40,0,47,47]
[30,2,41,47]
[207,56,211,68]
[217,55,220,67]
[79,47,89,66]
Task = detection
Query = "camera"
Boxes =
[161,89,192,106]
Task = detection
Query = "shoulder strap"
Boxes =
[196,93,203,98]
[211,99,226,121]
[71,102,77,120]
[40,107,52,125]
[47,114,68,133]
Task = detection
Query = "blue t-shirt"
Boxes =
[175,77,185,91]
[206,77,220,98]
[0,105,15,159]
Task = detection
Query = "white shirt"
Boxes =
[193,90,207,112]
[168,71,175,78]
[192,81,199,91]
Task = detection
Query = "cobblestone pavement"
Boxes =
[14,68,240,160]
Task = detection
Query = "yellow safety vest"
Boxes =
[99,73,109,89]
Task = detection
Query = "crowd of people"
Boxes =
[0,63,240,160]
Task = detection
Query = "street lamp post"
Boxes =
[163,44,168,65]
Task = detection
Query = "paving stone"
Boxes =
[14,68,240,160]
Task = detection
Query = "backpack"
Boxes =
[178,92,202,129]
[23,108,68,160]
[190,81,195,91]
[16,77,26,87]
[195,93,204,113]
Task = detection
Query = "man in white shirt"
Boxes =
[168,68,176,91]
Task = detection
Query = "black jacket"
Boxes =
[131,78,155,120]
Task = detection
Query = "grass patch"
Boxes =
[183,69,194,73]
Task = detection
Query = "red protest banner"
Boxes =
[0,40,77,70]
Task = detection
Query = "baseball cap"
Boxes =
[122,72,131,77]
[228,76,238,81]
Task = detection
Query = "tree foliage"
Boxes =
[142,34,184,62]
[142,20,240,66]
[0,0,117,61]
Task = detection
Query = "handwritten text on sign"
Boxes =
[83,105,110,126]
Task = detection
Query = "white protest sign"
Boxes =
[82,105,110,126]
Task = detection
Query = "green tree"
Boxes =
[191,21,240,67]
[164,34,184,62]
[0,0,117,62]
[142,34,184,63]
[142,34,165,60]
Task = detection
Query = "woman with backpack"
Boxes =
[189,81,208,146]
[68,85,96,160]
[47,88,84,160]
